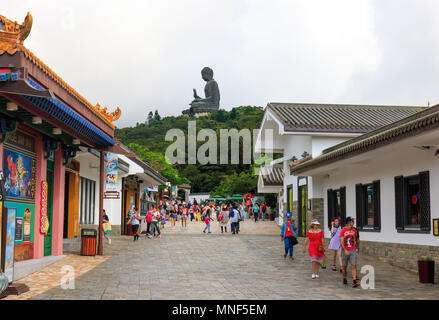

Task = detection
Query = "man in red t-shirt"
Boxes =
[340,217,359,288]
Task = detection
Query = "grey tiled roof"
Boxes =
[260,165,284,186]
[268,103,426,133]
[291,103,439,174]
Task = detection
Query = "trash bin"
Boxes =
[81,229,97,256]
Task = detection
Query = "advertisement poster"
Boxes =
[3,148,36,202]
[15,217,23,242]
[23,207,32,243]
[105,153,118,191]
[5,208,16,282]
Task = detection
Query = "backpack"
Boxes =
[146,212,152,223]
[218,212,223,221]
[229,210,235,218]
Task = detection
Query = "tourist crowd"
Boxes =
[281,213,361,288]
[105,197,360,289]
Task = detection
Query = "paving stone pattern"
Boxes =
[30,221,439,300]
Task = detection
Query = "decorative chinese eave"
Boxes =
[0,12,122,129]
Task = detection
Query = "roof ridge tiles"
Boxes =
[266,102,426,133]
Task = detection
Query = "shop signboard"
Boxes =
[2,148,36,202]
[5,208,16,282]
[105,153,118,191]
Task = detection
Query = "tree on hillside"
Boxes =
[229,108,237,120]
[127,143,190,186]
[154,110,161,121]
[115,106,266,193]
[146,111,153,125]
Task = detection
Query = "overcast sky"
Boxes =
[3,1,439,127]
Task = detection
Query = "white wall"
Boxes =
[312,136,350,157]
[189,194,210,204]
[321,146,439,246]
[77,153,101,225]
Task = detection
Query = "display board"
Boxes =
[4,208,16,282]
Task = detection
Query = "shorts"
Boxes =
[341,250,358,266]
[170,214,176,219]
[182,214,187,218]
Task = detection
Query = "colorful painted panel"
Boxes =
[3,148,37,202]
[5,208,16,282]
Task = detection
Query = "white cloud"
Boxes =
[2,1,439,126]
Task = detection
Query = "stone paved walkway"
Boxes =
[10,220,439,300]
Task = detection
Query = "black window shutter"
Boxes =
[355,184,363,230]
[340,186,347,226]
[419,171,431,232]
[327,189,333,230]
[394,176,404,230]
[373,180,381,231]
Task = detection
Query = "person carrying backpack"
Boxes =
[203,214,212,234]
[219,204,229,233]
[280,212,298,260]
[229,204,239,234]
[127,207,141,242]
[261,202,267,221]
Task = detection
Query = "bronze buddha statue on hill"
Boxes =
[189,67,220,111]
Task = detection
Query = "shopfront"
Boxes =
[121,175,139,235]
[2,131,36,262]
[0,12,120,290]
[140,187,158,215]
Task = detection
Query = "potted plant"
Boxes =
[418,256,435,284]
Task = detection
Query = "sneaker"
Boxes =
[352,280,360,288]
[203,230,206,233]
[284,253,287,259]
[315,274,320,279]
[208,232,212,234]
[312,274,316,279]
[290,256,294,260]
[343,278,348,285]
[108,239,112,245]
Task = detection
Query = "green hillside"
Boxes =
[115,106,265,194]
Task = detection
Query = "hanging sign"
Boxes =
[40,181,49,235]
[105,153,118,191]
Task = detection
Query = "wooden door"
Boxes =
[67,172,79,238]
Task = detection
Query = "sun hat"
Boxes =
[286,212,292,218]
[311,219,320,225]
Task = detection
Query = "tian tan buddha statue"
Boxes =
[190,67,220,111]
